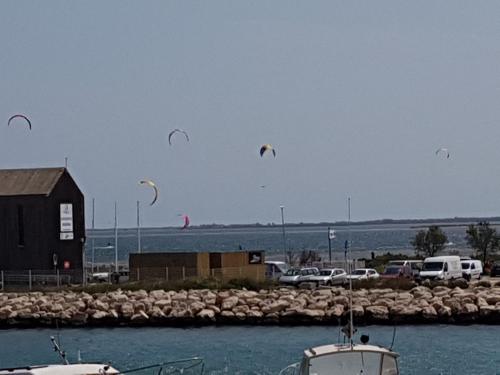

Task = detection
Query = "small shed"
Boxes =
[129,250,266,282]
[0,167,85,281]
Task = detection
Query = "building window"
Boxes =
[17,205,25,246]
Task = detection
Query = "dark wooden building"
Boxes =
[0,167,85,279]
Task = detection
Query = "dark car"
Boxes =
[490,263,500,277]
[380,265,412,279]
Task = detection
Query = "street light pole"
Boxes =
[137,200,141,253]
[91,198,95,273]
[280,205,286,264]
[114,201,118,273]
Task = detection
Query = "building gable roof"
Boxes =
[0,167,66,196]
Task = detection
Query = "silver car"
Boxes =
[279,267,319,286]
[309,268,347,286]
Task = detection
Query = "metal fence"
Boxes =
[0,269,84,290]
[129,266,266,283]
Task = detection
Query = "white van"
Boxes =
[265,261,288,280]
[420,256,462,281]
[461,259,483,280]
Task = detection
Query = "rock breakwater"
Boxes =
[1,283,499,327]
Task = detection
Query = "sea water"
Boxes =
[86,223,475,264]
[0,325,498,374]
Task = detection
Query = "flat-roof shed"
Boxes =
[0,167,85,281]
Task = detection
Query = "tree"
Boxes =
[411,225,448,257]
[299,250,321,266]
[465,221,499,264]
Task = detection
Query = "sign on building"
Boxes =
[60,203,74,240]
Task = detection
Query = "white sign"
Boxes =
[60,232,74,240]
[328,229,336,240]
[60,203,74,233]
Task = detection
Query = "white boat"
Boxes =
[0,336,204,375]
[0,364,120,375]
[279,342,399,375]
[279,198,400,375]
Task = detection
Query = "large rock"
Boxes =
[261,300,289,314]
[149,290,167,299]
[221,296,239,310]
[120,302,135,318]
[197,309,215,321]
[366,306,389,320]
[421,306,438,320]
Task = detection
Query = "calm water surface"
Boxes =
[86,223,484,263]
[0,325,498,374]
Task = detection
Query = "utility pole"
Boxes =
[280,205,286,264]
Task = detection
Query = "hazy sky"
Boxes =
[1,1,500,228]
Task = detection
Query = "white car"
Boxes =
[309,268,347,286]
[279,267,319,286]
[347,268,379,281]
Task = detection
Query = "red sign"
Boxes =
[63,261,70,269]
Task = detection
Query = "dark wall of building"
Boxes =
[47,171,85,271]
[0,170,84,273]
[129,252,199,281]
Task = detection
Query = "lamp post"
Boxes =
[137,200,141,253]
[280,205,286,264]
[114,201,118,273]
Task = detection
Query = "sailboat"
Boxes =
[0,336,205,375]
[279,198,400,375]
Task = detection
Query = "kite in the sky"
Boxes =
[139,179,159,206]
[260,144,276,157]
[8,114,32,130]
[168,129,189,145]
[435,148,450,159]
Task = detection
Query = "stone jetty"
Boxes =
[1,281,499,327]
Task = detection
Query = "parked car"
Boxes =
[265,261,288,280]
[89,272,109,283]
[388,260,423,277]
[490,262,500,277]
[380,265,412,279]
[347,268,379,281]
[461,260,482,280]
[309,268,347,286]
[279,267,319,286]
[419,256,462,281]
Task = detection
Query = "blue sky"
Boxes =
[1,1,500,227]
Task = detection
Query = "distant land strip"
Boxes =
[88,217,500,232]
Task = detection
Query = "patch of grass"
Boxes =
[351,278,415,291]
[67,277,278,294]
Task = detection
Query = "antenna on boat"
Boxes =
[347,196,354,347]
[50,336,69,365]
[389,324,397,350]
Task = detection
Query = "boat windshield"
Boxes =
[284,269,300,276]
[461,262,470,270]
[319,270,333,276]
[422,262,443,271]
[300,351,398,375]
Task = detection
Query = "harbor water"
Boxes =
[0,325,498,374]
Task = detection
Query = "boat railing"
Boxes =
[117,357,205,374]
[278,362,300,375]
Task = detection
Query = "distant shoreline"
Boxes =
[88,216,500,232]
